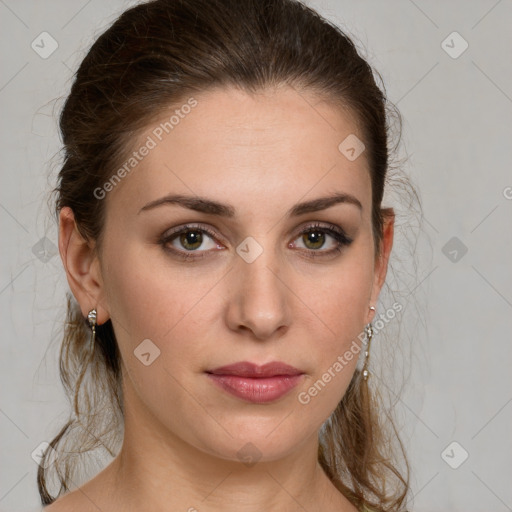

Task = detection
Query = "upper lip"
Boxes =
[207,361,303,378]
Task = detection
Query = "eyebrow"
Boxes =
[138,191,362,217]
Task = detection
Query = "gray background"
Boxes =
[1,1,511,511]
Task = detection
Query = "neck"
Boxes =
[100,379,355,512]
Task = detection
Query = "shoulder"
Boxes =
[43,496,76,512]
[42,489,95,512]
[42,461,118,511]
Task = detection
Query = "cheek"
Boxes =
[298,244,374,342]
[101,240,222,377]
[102,240,190,338]
[292,247,373,410]
[102,249,207,417]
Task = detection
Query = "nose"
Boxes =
[225,247,291,341]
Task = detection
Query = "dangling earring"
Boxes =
[87,308,97,353]
[362,306,376,381]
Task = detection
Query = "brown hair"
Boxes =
[39,0,416,509]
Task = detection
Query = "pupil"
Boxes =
[181,231,202,249]
[304,231,324,249]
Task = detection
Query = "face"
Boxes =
[81,85,392,462]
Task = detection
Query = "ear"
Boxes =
[58,207,110,325]
[367,208,395,324]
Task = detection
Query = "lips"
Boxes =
[207,361,303,378]
[206,361,304,403]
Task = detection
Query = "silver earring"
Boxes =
[87,309,97,352]
[363,306,376,381]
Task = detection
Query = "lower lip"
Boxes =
[206,374,303,403]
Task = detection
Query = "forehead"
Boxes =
[105,85,371,218]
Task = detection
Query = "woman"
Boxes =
[39,0,414,510]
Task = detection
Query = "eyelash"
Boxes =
[159,222,353,261]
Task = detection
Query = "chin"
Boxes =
[188,415,315,465]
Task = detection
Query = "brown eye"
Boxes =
[301,230,326,250]
[178,230,204,251]
[160,224,223,259]
[291,223,353,259]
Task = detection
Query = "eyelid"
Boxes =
[292,221,351,240]
[160,223,226,245]
[160,221,349,242]
[290,222,353,253]
[158,223,223,261]
[159,221,353,257]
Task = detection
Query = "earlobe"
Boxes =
[58,207,109,324]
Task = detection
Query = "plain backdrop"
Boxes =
[1,1,511,511]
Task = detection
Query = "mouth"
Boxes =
[205,361,305,403]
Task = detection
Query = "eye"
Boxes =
[159,224,224,260]
[159,222,353,261]
[290,222,353,258]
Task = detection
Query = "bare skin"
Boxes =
[48,84,394,512]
